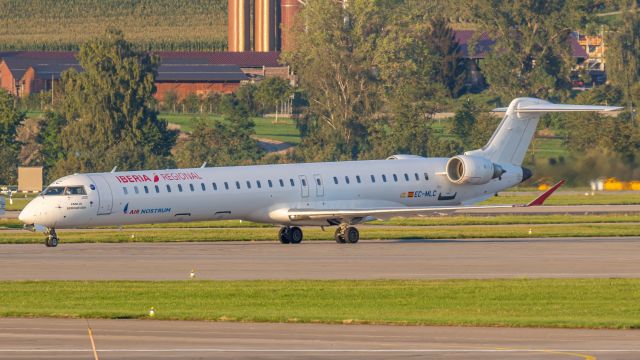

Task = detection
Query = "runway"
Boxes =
[2,237,640,280]
[1,318,639,360]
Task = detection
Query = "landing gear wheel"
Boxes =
[334,228,346,244]
[345,227,359,244]
[44,229,58,247]
[290,227,303,244]
[279,227,291,244]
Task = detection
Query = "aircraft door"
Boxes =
[313,174,324,197]
[88,175,113,215]
[298,175,309,198]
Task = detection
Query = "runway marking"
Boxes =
[0,349,637,353]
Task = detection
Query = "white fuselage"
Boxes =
[19,156,524,229]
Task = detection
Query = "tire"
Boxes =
[50,236,58,247]
[290,227,303,244]
[345,227,359,244]
[44,237,51,247]
[279,227,291,244]
[334,228,346,244]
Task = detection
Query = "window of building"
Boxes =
[155,185,160,193]
[393,174,398,182]
[370,174,376,183]
[166,185,172,193]
[123,187,128,195]
[356,175,361,183]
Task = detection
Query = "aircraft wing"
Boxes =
[288,180,565,222]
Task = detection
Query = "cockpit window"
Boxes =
[43,187,65,195]
[43,186,86,196]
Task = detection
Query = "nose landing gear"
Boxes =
[44,229,59,247]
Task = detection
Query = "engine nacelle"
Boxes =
[445,155,505,185]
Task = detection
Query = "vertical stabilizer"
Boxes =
[466,97,622,165]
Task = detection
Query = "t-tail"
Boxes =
[465,97,622,166]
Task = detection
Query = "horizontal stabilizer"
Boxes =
[492,104,622,113]
[526,180,565,206]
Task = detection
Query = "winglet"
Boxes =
[526,180,565,207]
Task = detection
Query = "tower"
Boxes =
[228,0,251,52]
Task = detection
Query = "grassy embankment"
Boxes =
[1,279,639,329]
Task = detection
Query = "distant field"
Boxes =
[0,0,227,51]
[161,113,301,144]
[1,279,639,328]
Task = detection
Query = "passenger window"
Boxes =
[123,187,128,195]
[201,183,206,191]
[178,184,183,192]
[424,172,429,181]
[155,185,160,193]
[236,181,241,189]
[189,184,195,192]
[279,179,284,187]
[356,175,361,183]
[246,181,252,189]
[144,186,149,194]
[166,185,171,193]
[382,174,387,182]
[333,176,338,184]
[212,182,218,191]
[134,186,139,194]
[290,179,295,187]
[224,182,229,190]
[404,173,409,181]
[301,178,307,186]
[345,176,350,184]
[370,175,376,183]
[393,174,398,182]
[415,173,419,181]
[268,180,273,188]
[316,178,321,186]
[257,180,262,189]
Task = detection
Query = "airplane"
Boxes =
[17,97,621,247]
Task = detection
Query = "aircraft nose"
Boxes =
[19,201,36,224]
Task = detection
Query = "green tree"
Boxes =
[50,29,177,179]
[255,77,292,120]
[470,0,587,102]
[450,99,498,150]
[174,107,263,167]
[37,111,67,182]
[235,83,259,116]
[428,16,466,98]
[0,90,25,184]
[605,1,639,116]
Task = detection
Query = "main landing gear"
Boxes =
[334,224,359,244]
[44,228,59,247]
[279,226,303,244]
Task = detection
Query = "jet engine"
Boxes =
[445,155,505,185]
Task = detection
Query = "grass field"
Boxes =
[481,192,640,206]
[0,0,227,51]
[2,222,639,244]
[1,279,639,328]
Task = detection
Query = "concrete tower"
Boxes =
[254,0,278,52]
[228,0,251,52]
[280,0,301,51]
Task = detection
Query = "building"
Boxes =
[0,51,288,101]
